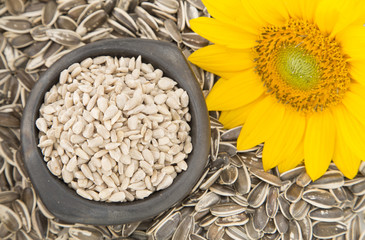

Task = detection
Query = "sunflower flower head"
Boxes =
[189,0,365,180]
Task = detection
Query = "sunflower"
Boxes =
[189,0,365,180]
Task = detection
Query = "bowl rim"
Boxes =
[21,38,210,225]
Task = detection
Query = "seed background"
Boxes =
[0,0,364,239]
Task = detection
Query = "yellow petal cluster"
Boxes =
[189,0,365,180]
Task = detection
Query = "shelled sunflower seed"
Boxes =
[0,0,364,239]
[36,55,192,202]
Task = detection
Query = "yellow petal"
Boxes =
[314,0,341,35]
[330,0,365,37]
[237,96,285,150]
[188,44,255,75]
[299,0,320,22]
[278,143,304,173]
[336,24,365,60]
[241,0,288,27]
[262,109,306,171]
[332,104,365,160]
[202,0,260,35]
[190,17,257,49]
[284,0,303,19]
[333,129,361,179]
[284,0,319,20]
[304,110,335,181]
[206,70,264,111]
[342,84,365,124]
[214,71,240,80]
[350,60,365,86]
[201,0,242,24]
[219,96,263,129]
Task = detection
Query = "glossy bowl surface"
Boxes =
[21,38,210,225]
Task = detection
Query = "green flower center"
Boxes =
[276,46,320,91]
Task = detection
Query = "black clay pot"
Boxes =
[21,39,210,225]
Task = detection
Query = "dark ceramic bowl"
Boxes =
[21,39,210,225]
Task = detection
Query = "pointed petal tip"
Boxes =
[263,162,274,172]
[188,17,211,32]
[306,167,327,182]
[308,174,320,182]
[262,151,281,172]
[277,164,290,174]
[205,94,220,111]
[188,17,210,37]
[343,171,357,180]
[338,164,360,180]
[236,138,260,152]
[189,17,201,27]
[187,52,197,63]
[187,46,205,63]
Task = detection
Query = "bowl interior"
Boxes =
[21,39,210,225]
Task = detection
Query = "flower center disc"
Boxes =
[255,19,351,113]
[276,46,319,90]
